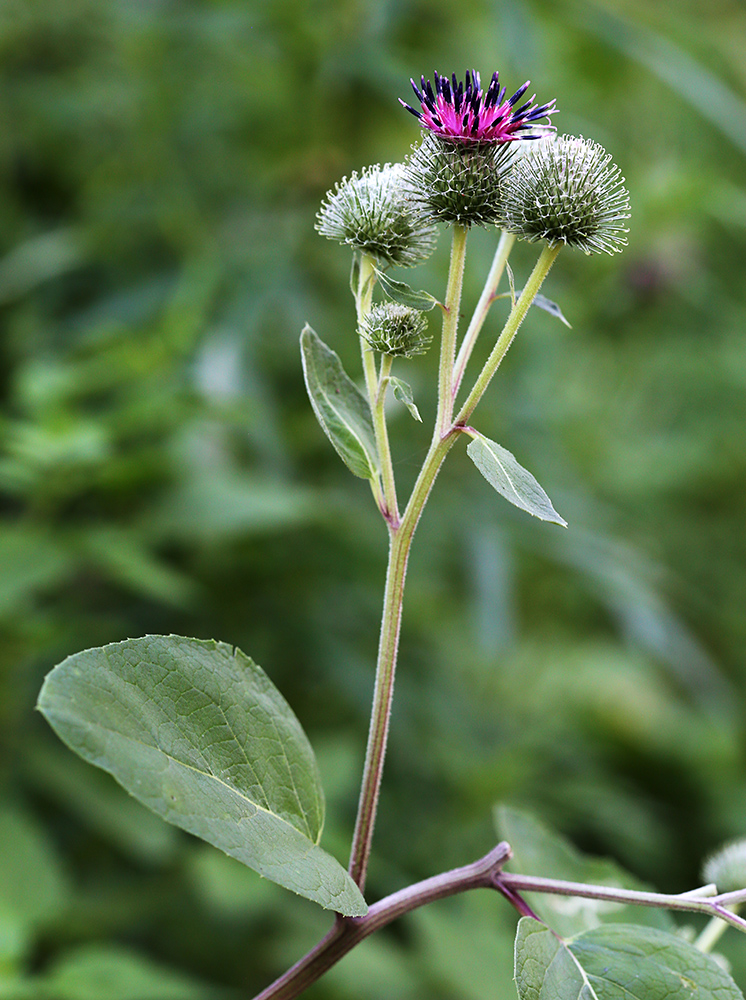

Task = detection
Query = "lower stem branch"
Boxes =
[251,843,512,1000]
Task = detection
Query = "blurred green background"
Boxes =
[2,0,746,996]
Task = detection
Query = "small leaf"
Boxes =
[300,325,379,480]
[514,918,744,1000]
[514,289,572,327]
[37,636,367,916]
[466,433,567,527]
[506,261,516,308]
[387,377,422,422]
[350,254,373,301]
[375,270,439,311]
[496,806,673,935]
[350,253,361,297]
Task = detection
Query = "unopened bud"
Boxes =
[361,303,431,358]
[501,135,630,254]
[403,132,516,227]
[316,163,437,267]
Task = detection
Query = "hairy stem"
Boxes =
[373,353,399,524]
[356,254,378,404]
[455,242,561,426]
[453,230,516,397]
[252,843,512,1000]
[347,523,410,889]
[348,223,470,889]
[436,224,468,434]
[498,873,746,935]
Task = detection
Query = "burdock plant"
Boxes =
[37,69,746,1000]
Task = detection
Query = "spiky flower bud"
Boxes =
[403,132,516,227]
[361,303,431,358]
[501,135,631,254]
[316,163,437,267]
[702,839,746,893]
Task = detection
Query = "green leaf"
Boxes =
[512,289,572,327]
[506,261,516,308]
[37,636,367,916]
[533,293,572,327]
[496,806,673,936]
[387,377,422,422]
[375,270,439,311]
[466,433,567,527]
[514,918,744,1000]
[300,325,379,480]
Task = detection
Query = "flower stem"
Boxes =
[347,222,470,890]
[356,254,378,404]
[453,230,516,397]
[436,224,468,434]
[373,354,399,524]
[455,242,561,426]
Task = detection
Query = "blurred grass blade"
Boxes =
[579,4,746,157]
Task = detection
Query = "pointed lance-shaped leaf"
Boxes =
[511,288,572,327]
[466,432,567,526]
[387,377,422,422]
[375,269,439,311]
[37,635,367,916]
[301,325,379,480]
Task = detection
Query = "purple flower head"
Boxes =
[400,70,557,145]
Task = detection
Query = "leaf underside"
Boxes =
[300,324,379,480]
[37,635,367,916]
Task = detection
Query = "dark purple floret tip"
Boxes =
[401,69,557,145]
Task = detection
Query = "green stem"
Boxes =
[455,242,561,427]
[695,906,740,953]
[436,224,468,434]
[356,254,378,404]
[347,222,470,890]
[354,253,388,514]
[453,230,516,397]
[347,523,409,889]
[254,242,564,1000]
[374,355,399,524]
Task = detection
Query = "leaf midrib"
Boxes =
[47,707,319,844]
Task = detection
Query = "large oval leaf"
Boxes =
[300,324,379,480]
[515,918,744,1000]
[37,635,366,916]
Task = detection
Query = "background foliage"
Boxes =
[2,0,746,997]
